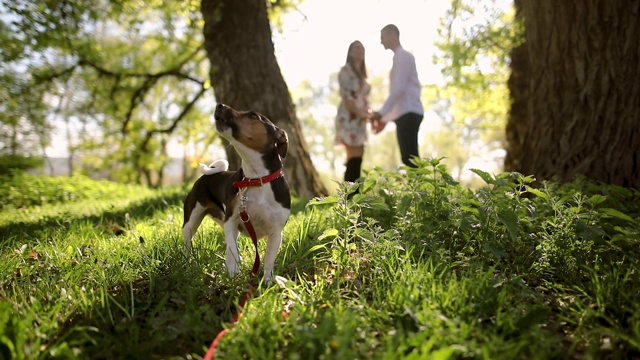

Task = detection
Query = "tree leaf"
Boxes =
[317,228,339,241]
[470,168,495,185]
[496,208,518,240]
[307,196,338,207]
[361,177,377,194]
[589,194,607,206]
[359,196,389,211]
[354,228,375,242]
[526,186,549,202]
[600,208,635,223]
[441,172,460,186]
[304,243,328,257]
[482,242,506,260]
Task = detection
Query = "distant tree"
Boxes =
[362,73,402,171]
[0,70,49,159]
[508,1,640,190]
[422,85,506,180]
[432,0,515,177]
[1,0,211,187]
[0,155,43,175]
[293,79,339,178]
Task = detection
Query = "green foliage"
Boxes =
[1,165,639,359]
[0,172,154,210]
[267,0,305,31]
[0,155,43,175]
[422,84,507,181]
[301,158,640,358]
[426,0,522,177]
[1,0,212,186]
[0,68,50,157]
[292,79,340,190]
[436,0,522,89]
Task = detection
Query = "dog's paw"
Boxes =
[183,240,193,255]
[225,262,240,278]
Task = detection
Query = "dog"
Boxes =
[182,103,291,284]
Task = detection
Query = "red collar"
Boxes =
[232,168,283,188]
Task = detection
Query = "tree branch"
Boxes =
[79,45,205,84]
[31,64,78,84]
[75,45,206,134]
[139,84,208,151]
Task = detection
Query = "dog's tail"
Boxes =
[199,159,229,175]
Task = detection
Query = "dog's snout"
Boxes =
[215,103,234,117]
[214,103,234,133]
[214,103,230,121]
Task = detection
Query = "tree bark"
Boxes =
[200,0,327,198]
[514,1,640,189]
[504,0,528,172]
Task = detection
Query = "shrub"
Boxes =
[0,154,43,176]
[0,173,153,210]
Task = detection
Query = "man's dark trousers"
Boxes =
[395,112,423,167]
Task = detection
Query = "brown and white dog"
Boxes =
[182,103,291,284]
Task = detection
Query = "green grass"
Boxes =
[1,161,639,359]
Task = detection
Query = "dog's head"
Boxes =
[214,103,288,160]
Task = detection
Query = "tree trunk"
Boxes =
[200,0,327,198]
[513,1,640,190]
[504,0,528,172]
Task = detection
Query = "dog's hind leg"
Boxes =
[223,222,241,278]
[263,231,283,284]
[182,201,208,254]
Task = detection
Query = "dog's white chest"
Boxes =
[234,187,289,238]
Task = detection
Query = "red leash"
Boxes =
[203,169,282,359]
[203,209,259,360]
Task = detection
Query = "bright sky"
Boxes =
[273,0,450,88]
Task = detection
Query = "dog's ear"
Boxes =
[275,128,289,159]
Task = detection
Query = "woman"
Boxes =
[335,40,371,183]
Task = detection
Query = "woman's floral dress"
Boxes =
[335,64,371,146]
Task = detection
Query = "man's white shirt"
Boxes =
[379,45,424,123]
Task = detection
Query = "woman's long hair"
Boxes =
[346,40,367,80]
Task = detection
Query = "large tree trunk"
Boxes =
[513,1,640,189]
[504,0,528,172]
[200,0,327,198]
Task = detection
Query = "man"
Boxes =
[370,24,424,168]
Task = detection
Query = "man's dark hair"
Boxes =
[382,24,400,37]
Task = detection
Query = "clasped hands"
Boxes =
[366,110,386,134]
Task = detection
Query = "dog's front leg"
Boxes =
[263,231,283,284]
[223,222,241,278]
